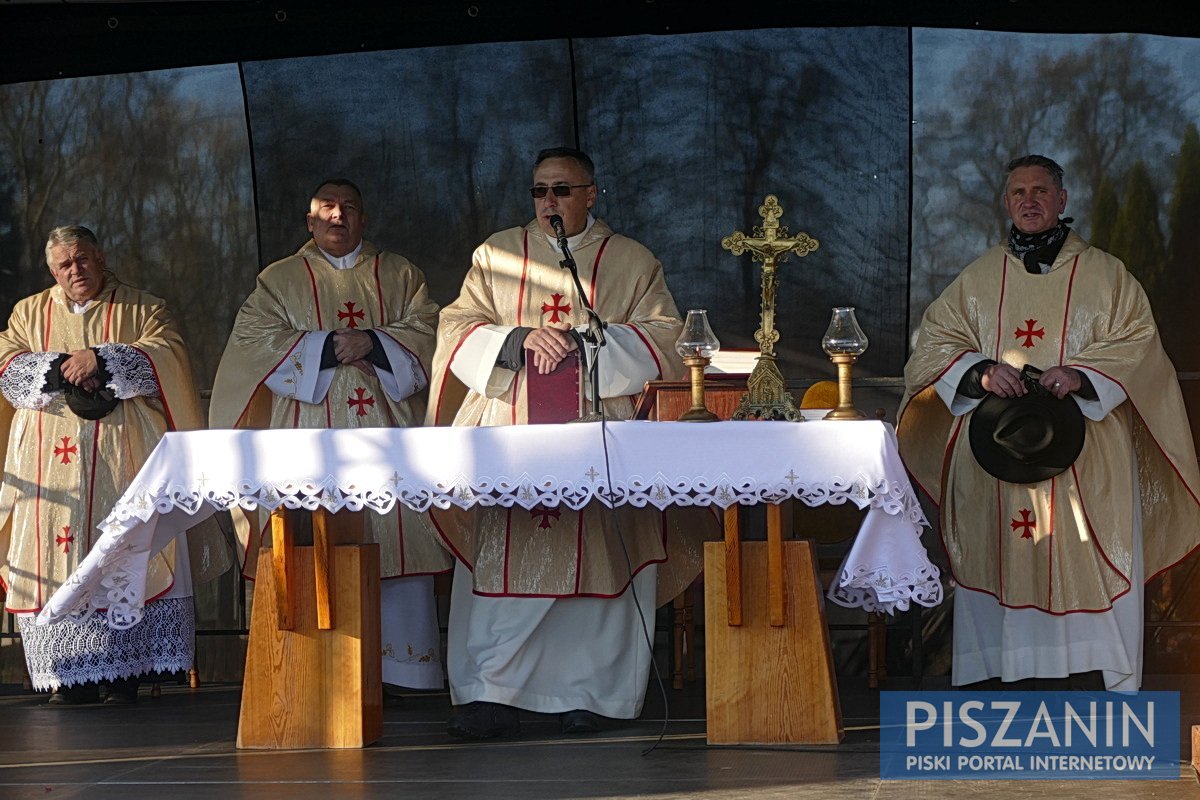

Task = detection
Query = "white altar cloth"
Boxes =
[37,420,941,628]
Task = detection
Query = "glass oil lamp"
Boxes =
[821,307,868,420]
[674,309,721,422]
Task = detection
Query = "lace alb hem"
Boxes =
[103,472,928,532]
[828,562,944,614]
[0,351,63,409]
[17,597,194,690]
[97,343,159,399]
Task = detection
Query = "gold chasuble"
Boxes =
[426,220,718,605]
[899,232,1200,613]
[0,273,203,612]
[209,241,452,580]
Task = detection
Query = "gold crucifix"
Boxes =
[721,194,819,421]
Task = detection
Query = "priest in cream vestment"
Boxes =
[0,226,205,703]
[898,155,1200,690]
[209,179,451,691]
[426,148,717,738]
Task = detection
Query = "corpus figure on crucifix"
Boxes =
[898,154,1200,692]
[210,178,452,698]
[721,194,818,421]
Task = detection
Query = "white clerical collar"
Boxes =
[70,300,94,314]
[318,241,363,270]
[544,214,595,254]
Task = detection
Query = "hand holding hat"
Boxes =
[969,364,1085,484]
[1038,365,1082,400]
[41,348,121,420]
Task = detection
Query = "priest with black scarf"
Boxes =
[897,154,1200,691]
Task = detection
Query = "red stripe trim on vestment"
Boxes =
[436,322,488,424]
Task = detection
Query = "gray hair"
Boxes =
[310,178,364,210]
[1005,154,1065,190]
[534,147,595,183]
[45,225,101,265]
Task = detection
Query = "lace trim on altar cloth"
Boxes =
[106,473,930,531]
[47,530,149,628]
[828,562,944,614]
[16,597,195,691]
[0,351,63,409]
[97,343,159,399]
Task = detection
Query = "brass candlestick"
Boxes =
[675,309,721,422]
[679,354,719,422]
[822,307,868,421]
[825,353,866,420]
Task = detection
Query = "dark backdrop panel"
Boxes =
[0,66,256,388]
[912,30,1200,373]
[242,43,576,307]
[576,28,911,380]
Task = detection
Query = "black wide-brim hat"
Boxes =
[968,387,1086,484]
[64,384,119,420]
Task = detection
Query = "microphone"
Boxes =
[548,214,570,253]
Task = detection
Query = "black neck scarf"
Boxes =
[1007,219,1072,274]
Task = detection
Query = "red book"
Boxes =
[525,349,581,424]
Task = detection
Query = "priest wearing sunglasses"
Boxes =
[426,146,717,739]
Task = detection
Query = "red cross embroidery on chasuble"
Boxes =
[1010,508,1036,539]
[56,525,74,553]
[54,437,78,465]
[347,387,375,416]
[338,301,365,328]
[541,293,572,324]
[530,506,561,530]
[1014,319,1045,348]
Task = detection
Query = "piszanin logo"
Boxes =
[880,691,1180,780]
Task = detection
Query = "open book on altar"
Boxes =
[705,348,759,376]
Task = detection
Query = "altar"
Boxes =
[37,420,942,745]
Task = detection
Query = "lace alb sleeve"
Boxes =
[97,343,160,399]
[0,351,64,409]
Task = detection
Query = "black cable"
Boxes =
[593,399,671,757]
[562,229,670,753]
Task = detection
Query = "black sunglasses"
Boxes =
[529,183,593,199]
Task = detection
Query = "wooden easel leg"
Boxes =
[313,508,335,630]
[767,504,785,626]
[270,510,295,631]
[723,507,742,626]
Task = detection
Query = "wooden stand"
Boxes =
[1192,726,1200,782]
[703,505,843,745]
[236,508,382,749]
[633,377,749,421]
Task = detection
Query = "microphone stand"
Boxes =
[558,233,606,424]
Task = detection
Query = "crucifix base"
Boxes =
[731,354,801,422]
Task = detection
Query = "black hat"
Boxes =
[968,371,1085,484]
[64,384,119,420]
